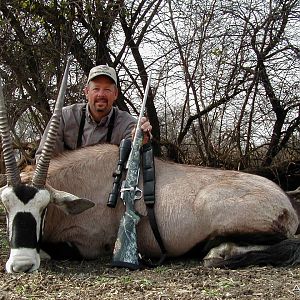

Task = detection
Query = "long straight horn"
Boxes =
[0,78,21,186]
[32,58,71,188]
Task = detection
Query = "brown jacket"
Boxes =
[36,103,136,161]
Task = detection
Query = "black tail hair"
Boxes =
[211,238,300,269]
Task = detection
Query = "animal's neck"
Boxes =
[47,144,120,203]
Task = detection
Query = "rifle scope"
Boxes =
[107,139,132,208]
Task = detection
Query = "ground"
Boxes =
[1,214,300,299]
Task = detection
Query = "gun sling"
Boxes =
[141,143,167,266]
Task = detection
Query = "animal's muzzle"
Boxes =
[5,248,40,273]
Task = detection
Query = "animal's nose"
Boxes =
[11,262,34,273]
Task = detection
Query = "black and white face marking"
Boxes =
[0,184,51,273]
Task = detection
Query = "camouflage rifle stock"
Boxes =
[111,72,152,269]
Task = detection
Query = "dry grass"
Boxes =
[1,213,300,299]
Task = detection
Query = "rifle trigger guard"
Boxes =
[134,187,142,200]
[120,187,143,200]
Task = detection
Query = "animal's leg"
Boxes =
[203,242,268,267]
[40,250,51,260]
[40,241,83,260]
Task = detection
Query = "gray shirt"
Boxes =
[36,103,136,160]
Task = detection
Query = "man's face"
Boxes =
[84,76,118,121]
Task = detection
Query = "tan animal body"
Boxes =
[41,143,299,267]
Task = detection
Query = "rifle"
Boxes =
[111,72,152,269]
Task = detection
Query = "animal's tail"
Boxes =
[212,238,300,269]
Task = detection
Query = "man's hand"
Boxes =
[132,116,152,144]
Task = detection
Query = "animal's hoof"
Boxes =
[203,258,223,267]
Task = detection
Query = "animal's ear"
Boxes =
[47,185,95,215]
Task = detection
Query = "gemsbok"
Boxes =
[0,64,300,273]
